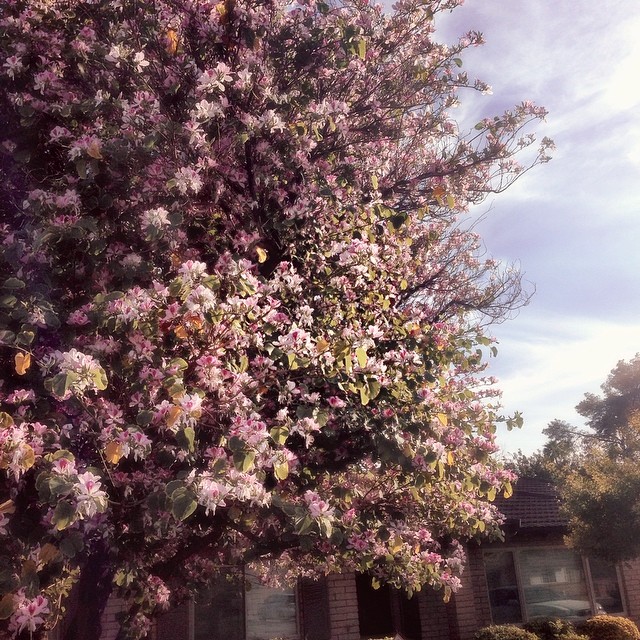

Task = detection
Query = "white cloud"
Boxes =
[489,314,640,454]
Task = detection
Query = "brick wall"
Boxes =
[326,573,360,640]
[100,597,127,640]
[620,558,640,627]
[418,587,451,640]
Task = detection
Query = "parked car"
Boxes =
[489,585,605,621]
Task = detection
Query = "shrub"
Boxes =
[580,615,640,640]
[524,617,587,640]
[474,625,539,640]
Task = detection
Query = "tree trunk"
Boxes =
[60,546,115,640]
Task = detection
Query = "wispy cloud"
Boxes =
[436,1,640,455]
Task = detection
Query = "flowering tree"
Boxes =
[0,0,551,637]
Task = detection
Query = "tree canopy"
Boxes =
[0,0,551,637]
[512,355,640,564]
[562,354,640,562]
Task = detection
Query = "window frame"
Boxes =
[483,545,626,625]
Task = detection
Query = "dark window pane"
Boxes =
[356,574,394,638]
[194,570,244,640]
[396,590,421,640]
[157,603,191,640]
[484,551,522,624]
[588,557,624,614]
[300,578,331,640]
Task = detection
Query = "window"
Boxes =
[158,567,300,640]
[356,573,421,640]
[485,548,623,624]
[244,570,298,640]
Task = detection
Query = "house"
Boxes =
[92,478,640,640]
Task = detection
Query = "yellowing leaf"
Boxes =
[432,185,446,205]
[174,325,188,339]
[39,543,60,565]
[316,337,330,353]
[371,174,379,190]
[0,593,16,620]
[389,536,403,554]
[359,384,370,406]
[355,346,368,368]
[104,441,123,465]
[446,193,455,209]
[447,450,454,465]
[274,460,289,480]
[0,499,15,514]
[184,312,204,330]
[166,28,179,55]
[20,445,35,470]
[436,413,448,427]
[86,140,103,160]
[503,481,513,499]
[256,246,268,263]
[399,279,408,291]
[14,352,31,375]
[0,412,13,429]
[357,38,367,60]
[166,405,182,428]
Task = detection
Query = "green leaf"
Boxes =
[171,489,198,521]
[170,358,189,371]
[177,426,195,453]
[48,475,75,499]
[47,372,77,398]
[2,278,25,290]
[136,410,154,426]
[52,500,77,531]
[359,383,370,406]
[367,379,381,400]
[294,515,315,536]
[0,295,17,309]
[0,594,16,620]
[166,480,185,497]
[16,330,35,346]
[0,330,15,345]
[75,159,87,179]
[270,426,289,445]
[233,450,256,472]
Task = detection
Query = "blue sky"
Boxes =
[435,1,640,454]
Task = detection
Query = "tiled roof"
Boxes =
[495,477,567,529]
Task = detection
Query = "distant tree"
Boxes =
[561,356,640,561]
[505,450,556,483]
[0,0,551,638]
[505,420,585,484]
[576,354,640,454]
